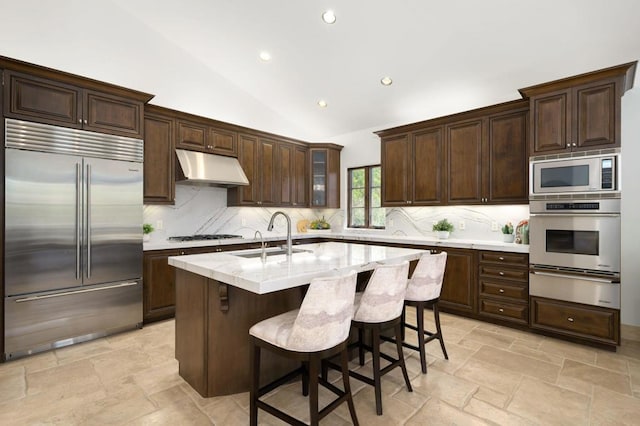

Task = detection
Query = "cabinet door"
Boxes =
[278,142,294,206]
[3,70,82,128]
[293,145,308,207]
[311,149,328,207]
[381,135,410,206]
[574,80,618,150]
[486,110,528,203]
[413,127,444,205]
[258,138,278,206]
[144,112,175,204]
[84,90,143,138]
[234,134,259,205]
[209,127,238,157]
[446,120,483,204]
[143,250,179,323]
[438,248,477,314]
[530,90,571,155]
[177,120,207,151]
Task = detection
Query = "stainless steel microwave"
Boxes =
[530,153,620,196]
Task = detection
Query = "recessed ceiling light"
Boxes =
[317,100,328,108]
[259,51,271,62]
[322,10,336,24]
[380,76,393,86]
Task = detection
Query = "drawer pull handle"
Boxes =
[499,271,505,276]
[567,317,574,322]
[499,288,505,293]
[499,256,504,261]
[499,308,504,313]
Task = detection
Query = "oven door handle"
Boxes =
[530,270,619,284]
[530,213,620,218]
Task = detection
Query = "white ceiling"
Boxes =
[3,1,640,141]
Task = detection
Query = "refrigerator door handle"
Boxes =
[86,163,92,279]
[13,282,140,302]
[76,162,82,280]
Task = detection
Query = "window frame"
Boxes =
[347,165,385,229]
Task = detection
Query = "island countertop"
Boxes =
[168,241,428,294]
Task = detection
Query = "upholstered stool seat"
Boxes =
[249,271,359,426]
[402,252,449,374]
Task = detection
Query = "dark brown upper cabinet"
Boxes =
[309,145,342,208]
[378,99,529,206]
[227,134,277,206]
[278,142,309,207]
[144,105,175,204]
[176,118,238,157]
[519,62,636,156]
[381,127,444,206]
[1,59,152,138]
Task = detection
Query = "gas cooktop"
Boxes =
[168,234,243,242]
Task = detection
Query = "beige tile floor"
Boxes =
[1,308,639,425]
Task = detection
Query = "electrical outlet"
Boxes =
[458,221,465,230]
[156,220,163,230]
[241,218,247,226]
[491,221,499,231]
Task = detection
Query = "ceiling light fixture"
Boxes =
[380,76,393,86]
[322,10,336,24]
[259,51,271,62]
[317,100,328,108]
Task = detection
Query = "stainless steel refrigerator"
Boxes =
[4,119,143,360]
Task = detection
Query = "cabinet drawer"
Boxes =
[479,280,527,301]
[530,297,620,344]
[479,265,528,282]
[479,298,528,324]
[479,251,528,266]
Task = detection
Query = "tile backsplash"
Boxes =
[143,185,529,243]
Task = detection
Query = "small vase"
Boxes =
[502,233,514,243]
[437,231,450,239]
[143,234,150,242]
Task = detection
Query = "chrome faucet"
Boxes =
[254,230,267,263]
[267,211,292,256]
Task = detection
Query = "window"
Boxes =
[348,165,385,228]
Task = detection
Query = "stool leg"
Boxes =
[308,357,320,426]
[400,305,406,341]
[302,361,310,396]
[395,322,413,393]
[358,328,365,366]
[372,329,383,415]
[249,339,260,426]
[417,302,427,373]
[433,301,449,360]
[341,347,359,426]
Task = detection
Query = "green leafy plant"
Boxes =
[309,216,331,230]
[501,222,514,235]
[143,223,155,235]
[432,219,454,232]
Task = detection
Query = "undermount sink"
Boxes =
[233,247,313,258]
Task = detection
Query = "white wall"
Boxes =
[621,86,640,326]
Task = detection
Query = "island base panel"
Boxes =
[175,269,304,397]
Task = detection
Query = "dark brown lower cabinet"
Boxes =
[436,248,477,315]
[530,296,620,346]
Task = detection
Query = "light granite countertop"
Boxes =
[146,231,529,253]
[168,241,428,294]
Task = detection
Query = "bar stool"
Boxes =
[402,252,448,374]
[249,270,359,426]
[344,261,413,416]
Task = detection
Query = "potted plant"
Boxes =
[143,223,154,242]
[432,219,454,239]
[309,216,331,233]
[502,222,514,243]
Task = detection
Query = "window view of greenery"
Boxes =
[349,165,385,228]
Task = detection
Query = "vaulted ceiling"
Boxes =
[2,0,640,141]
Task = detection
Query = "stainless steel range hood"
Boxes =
[175,149,249,187]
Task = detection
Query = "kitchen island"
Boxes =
[168,241,427,397]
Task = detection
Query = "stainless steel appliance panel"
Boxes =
[530,270,620,309]
[5,149,83,295]
[4,281,142,360]
[83,157,142,286]
[529,212,620,273]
